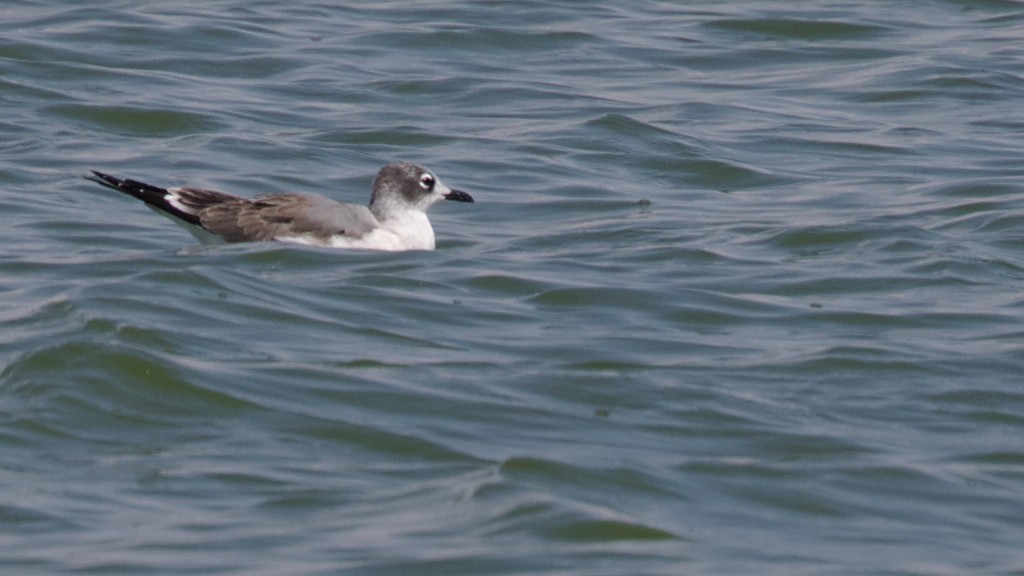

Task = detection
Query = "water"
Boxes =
[3,1,1024,573]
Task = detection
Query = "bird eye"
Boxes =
[419,174,435,190]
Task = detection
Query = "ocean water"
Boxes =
[3,1,1024,574]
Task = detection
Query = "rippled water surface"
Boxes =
[3,1,1024,574]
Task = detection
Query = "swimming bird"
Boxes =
[84,162,473,251]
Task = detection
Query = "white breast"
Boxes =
[278,211,436,251]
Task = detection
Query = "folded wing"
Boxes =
[198,193,380,243]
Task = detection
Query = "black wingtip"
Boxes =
[85,170,168,199]
[84,170,121,190]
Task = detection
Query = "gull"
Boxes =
[84,162,474,251]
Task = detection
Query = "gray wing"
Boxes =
[197,193,380,243]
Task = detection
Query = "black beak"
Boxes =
[444,189,474,203]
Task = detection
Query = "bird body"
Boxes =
[85,162,473,251]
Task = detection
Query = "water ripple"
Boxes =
[4,1,1024,574]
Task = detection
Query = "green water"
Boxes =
[3,2,1024,574]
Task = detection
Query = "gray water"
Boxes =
[3,1,1024,574]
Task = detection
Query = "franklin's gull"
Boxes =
[84,162,473,251]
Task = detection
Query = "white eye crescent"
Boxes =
[419,173,435,190]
